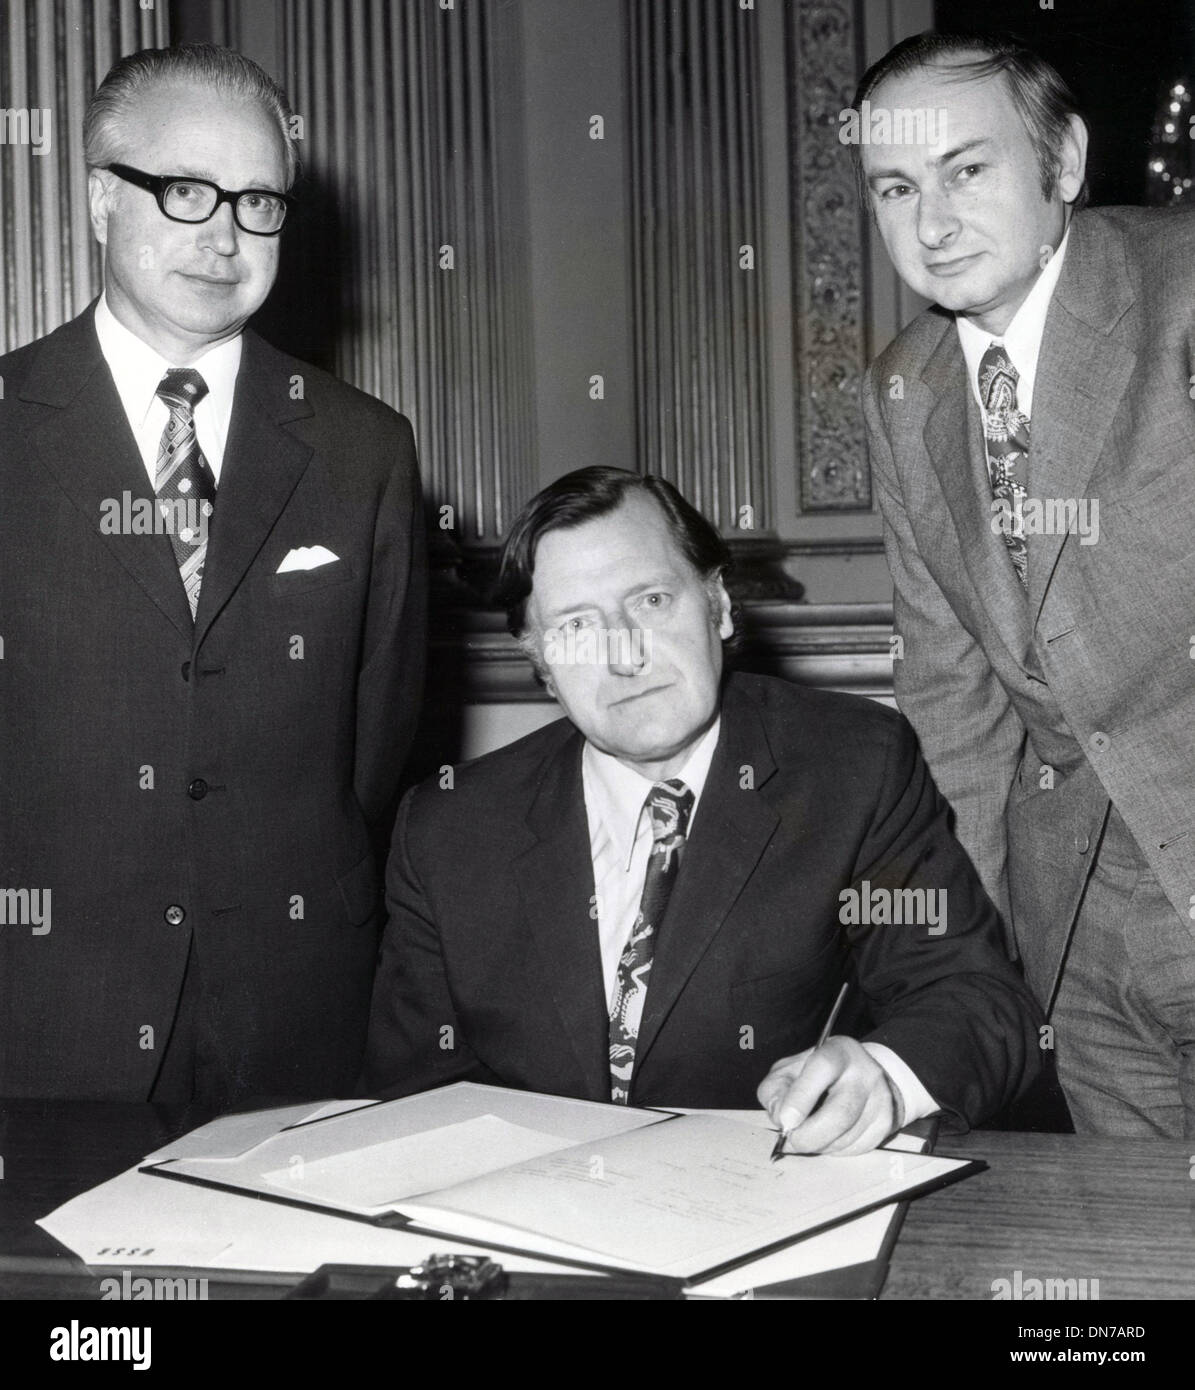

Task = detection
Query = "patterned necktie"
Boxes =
[608,778,695,1104]
[978,343,1030,588]
[155,368,216,618]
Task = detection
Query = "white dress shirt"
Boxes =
[583,718,722,1008]
[581,723,938,1124]
[956,224,1071,416]
[93,294,241,485]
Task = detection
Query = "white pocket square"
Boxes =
[276,545,340,574]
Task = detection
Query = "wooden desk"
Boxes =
[888,1131,1195,1300]
[2,1100,1192,1299]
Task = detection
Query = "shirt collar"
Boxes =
[94,293,242,432]
[582,716,722,872]
[956,222,1071,412]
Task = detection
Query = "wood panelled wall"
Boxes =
[275,0,536,544]
[0,0,927,766]
[0,0,168,354]
[625,0,770,534]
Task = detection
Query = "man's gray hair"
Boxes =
[84,43,299,188]
[850,31,1089,212]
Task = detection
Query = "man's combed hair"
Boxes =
[851,30,1089,210]
[84,43,299,188]
[494,466,732,639]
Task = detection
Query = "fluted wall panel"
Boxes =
[0,0,168,354]
[625,0,770,532]
[280,0,535,543]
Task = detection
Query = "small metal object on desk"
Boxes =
[389,1255,506,1299]
[287,1255,507,1300]
[285,1256,685,1300]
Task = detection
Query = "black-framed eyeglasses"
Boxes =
[103,163,293,235]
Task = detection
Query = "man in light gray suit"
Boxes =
[855,31,1195,1134]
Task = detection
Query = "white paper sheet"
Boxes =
[38,1165,574,1276]
[687,1132,927,1295]
[261,1115,585,1210]
[37,1090,937,1294]
[151,1084,665,1216]
[139,1101,355,1163]
[407,1113,956,1277]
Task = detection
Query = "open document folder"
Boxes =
[124,1083,980,1284]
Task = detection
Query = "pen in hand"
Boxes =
[769,981,850,1162]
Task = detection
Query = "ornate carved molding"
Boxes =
[433,600,896,704]
[780,535,884,557]
[788,0,871,512]
[430,534,807,610]
[733,599,894,695]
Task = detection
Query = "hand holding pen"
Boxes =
[760,983,904,1159]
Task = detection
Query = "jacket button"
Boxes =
[187,778,208,800]
[164,904,186,926]
[181,662,191,681]
[1074,831,1090,854]
[1088,731,1110,754]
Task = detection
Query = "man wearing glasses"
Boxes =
[0,45,426,1107]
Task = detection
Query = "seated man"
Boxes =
[363,467,1042,1154]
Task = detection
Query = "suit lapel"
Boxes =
[20,309,194,638]
[194,332,314,642]
[634,687,782,1075]
[515,732,610,1100]
[921,325,1032,660]
[1027,213,1137,622]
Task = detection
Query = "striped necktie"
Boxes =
[155,368,216,619]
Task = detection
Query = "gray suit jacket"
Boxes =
[863,206,1195,1010]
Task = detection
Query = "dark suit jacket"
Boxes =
[0,306,426,1102]
[863,206,1195,1010]
[363,673,1042,1123]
